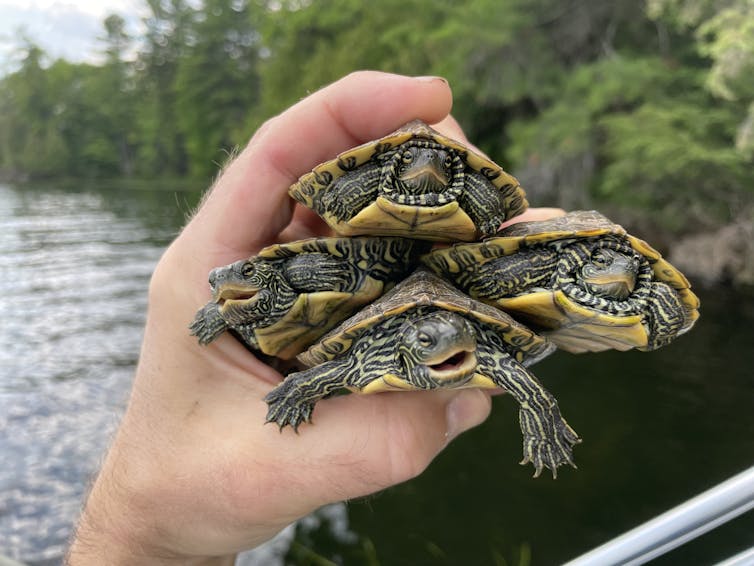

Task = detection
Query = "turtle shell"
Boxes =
[289,120,528,241]
[422,210,700,353]
[298,268,554,367]
[194,236,428,359]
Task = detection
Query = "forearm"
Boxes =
[66,462,237,566]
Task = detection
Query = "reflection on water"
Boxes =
[1,182,753,565]
[0,183,180,564]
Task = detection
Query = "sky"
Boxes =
[0,0,147,72]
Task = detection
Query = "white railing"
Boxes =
[564,465,754,566]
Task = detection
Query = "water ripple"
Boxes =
[0,183,169,564]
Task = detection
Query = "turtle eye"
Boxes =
[241,262,255,277]
[417,332,433,348]
[402,150,414,163]
[591,250,609,268]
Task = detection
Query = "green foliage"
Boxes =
[254,0,458,120]
[599,97,747,228]
[0,0,752,234]
[0,41,60,176]
[648,0,754,157]
[133,0,193,176]
[174,0,261,178]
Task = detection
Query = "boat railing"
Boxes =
[563,465,754,565]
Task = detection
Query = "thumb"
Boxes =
[307,388,492,496]
[445,388,494,444]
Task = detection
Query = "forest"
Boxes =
[1,0,752,264]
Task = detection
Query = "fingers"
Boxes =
[500,207,566,228]
[431,114,492,157]
[292,389,492,497]
[445,389,492,443]
[274,204,333,244]
[188,71,453,259]
[431,114,469,143]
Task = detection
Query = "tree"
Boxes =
[0,0,751,234]
[174,0,261,179]
[648,0,754,154]
[134,0,194,176]
[91,14,136,176]
[0,39,69,177]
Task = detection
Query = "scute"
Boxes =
[254,288,375,359]
[499,290,649,352]
[499,209,623,240]
[288,120,528,240]
[298,269,554,367]
[336,197,479,241]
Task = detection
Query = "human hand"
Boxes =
[67,71,504,565]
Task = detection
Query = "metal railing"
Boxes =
[564,465,754,566]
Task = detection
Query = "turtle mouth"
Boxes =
[399,164,449,189]
[425,347,477,384]
[213,285,260,308]
[582,271,636,300]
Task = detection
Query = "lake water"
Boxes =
[0,181,752,565]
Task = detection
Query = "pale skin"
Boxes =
[65,71,564,565]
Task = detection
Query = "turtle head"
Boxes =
[397,146,452,191]
[388,143,457,205]
[208,259,278,324]
[581,248,640,300]
[398,311,478,388]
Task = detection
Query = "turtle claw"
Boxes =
[264,383,316,431]
[190,302,228,345]
[519,410,581,479]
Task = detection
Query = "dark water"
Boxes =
[1,182,752,565]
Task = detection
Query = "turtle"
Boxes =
[190,236,429,359]
[288,120,528,242]
[422,210,700,353]
[264,269,581,478]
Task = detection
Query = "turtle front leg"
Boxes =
[516,387,581,478]
[472,248,559,300]
[644,281,687,350]
[477,341,580,478]
[459,172,507,237]
[190,302,229,345]
[264,357,358,431]
[320,163,381,222]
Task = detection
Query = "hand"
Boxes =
[66,72,496,565]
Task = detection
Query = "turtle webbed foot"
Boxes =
[190,302,228,345]
[321,191,353,223]
[519,409,581,479]
[265,359,354,431]
[264,381,316,432]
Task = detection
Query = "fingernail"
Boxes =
[414,75,448,84]
[445,389,491,443]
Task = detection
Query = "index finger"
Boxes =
[187,71,453,260]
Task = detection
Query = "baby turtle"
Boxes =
[289,120,528,241]
[265,269,580,478]
[191,236,428,358]
[423,210,700,353]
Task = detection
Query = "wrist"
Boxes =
[66,476,236,566]
[66,431,237,566]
